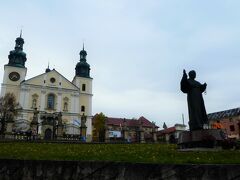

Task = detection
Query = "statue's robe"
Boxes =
[181,75,208,131]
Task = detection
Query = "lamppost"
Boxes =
[80,113,87,142]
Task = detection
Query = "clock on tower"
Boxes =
[9,72,20,81]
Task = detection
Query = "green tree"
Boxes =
[93,112,107,142]
[0,93,19,135]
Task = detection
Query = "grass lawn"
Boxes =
[0,142,240,164]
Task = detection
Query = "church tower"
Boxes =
[72,45,93,139]
[1,32,27,97]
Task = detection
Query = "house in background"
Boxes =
[208,107,240,139]
[157,124,186,143]
[92,115,159,143]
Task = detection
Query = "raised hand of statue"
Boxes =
[203,83,207,95]
[183,69,187,78]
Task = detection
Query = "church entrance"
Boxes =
[44,128,52,140]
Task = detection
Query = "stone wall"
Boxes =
[0,159,240,180]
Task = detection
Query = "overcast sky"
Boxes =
[0,1,240,128]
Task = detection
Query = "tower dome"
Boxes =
[7,31,27,68]
[75,44,91,78]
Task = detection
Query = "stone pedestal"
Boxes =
[140,131,145,143]
[80,126,87,142]
[30,124,38,140]
[178,129,227,149]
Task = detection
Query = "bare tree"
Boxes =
[0,93,19,135]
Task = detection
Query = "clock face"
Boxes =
[9,72,20,81]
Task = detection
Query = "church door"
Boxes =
[44,128,52,140]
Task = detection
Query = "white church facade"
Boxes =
[1,34,93,141]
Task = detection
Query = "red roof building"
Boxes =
[92,114,159,142]
[208,107,240,139]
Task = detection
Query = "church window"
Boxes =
[50,77,56,83]
[81,106,85,112]
[47,94,55,109]
[82,84,86,91]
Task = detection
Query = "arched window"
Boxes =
[81,106,85,112]
[47,94,55,109]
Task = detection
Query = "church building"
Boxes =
[0,33,93,141]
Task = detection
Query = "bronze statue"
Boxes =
[181,70,208,131]
[81,113,87,127]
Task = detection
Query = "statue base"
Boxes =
[178,129,227,149]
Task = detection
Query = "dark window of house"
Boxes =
[81,106,85,112]
[47,94,55,109]
[82,84,86,91]
[230,125,235,131]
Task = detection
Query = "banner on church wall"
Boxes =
[73,119,80,126]
[108,130,121,138]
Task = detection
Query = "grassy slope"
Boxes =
[0,142,240,164]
